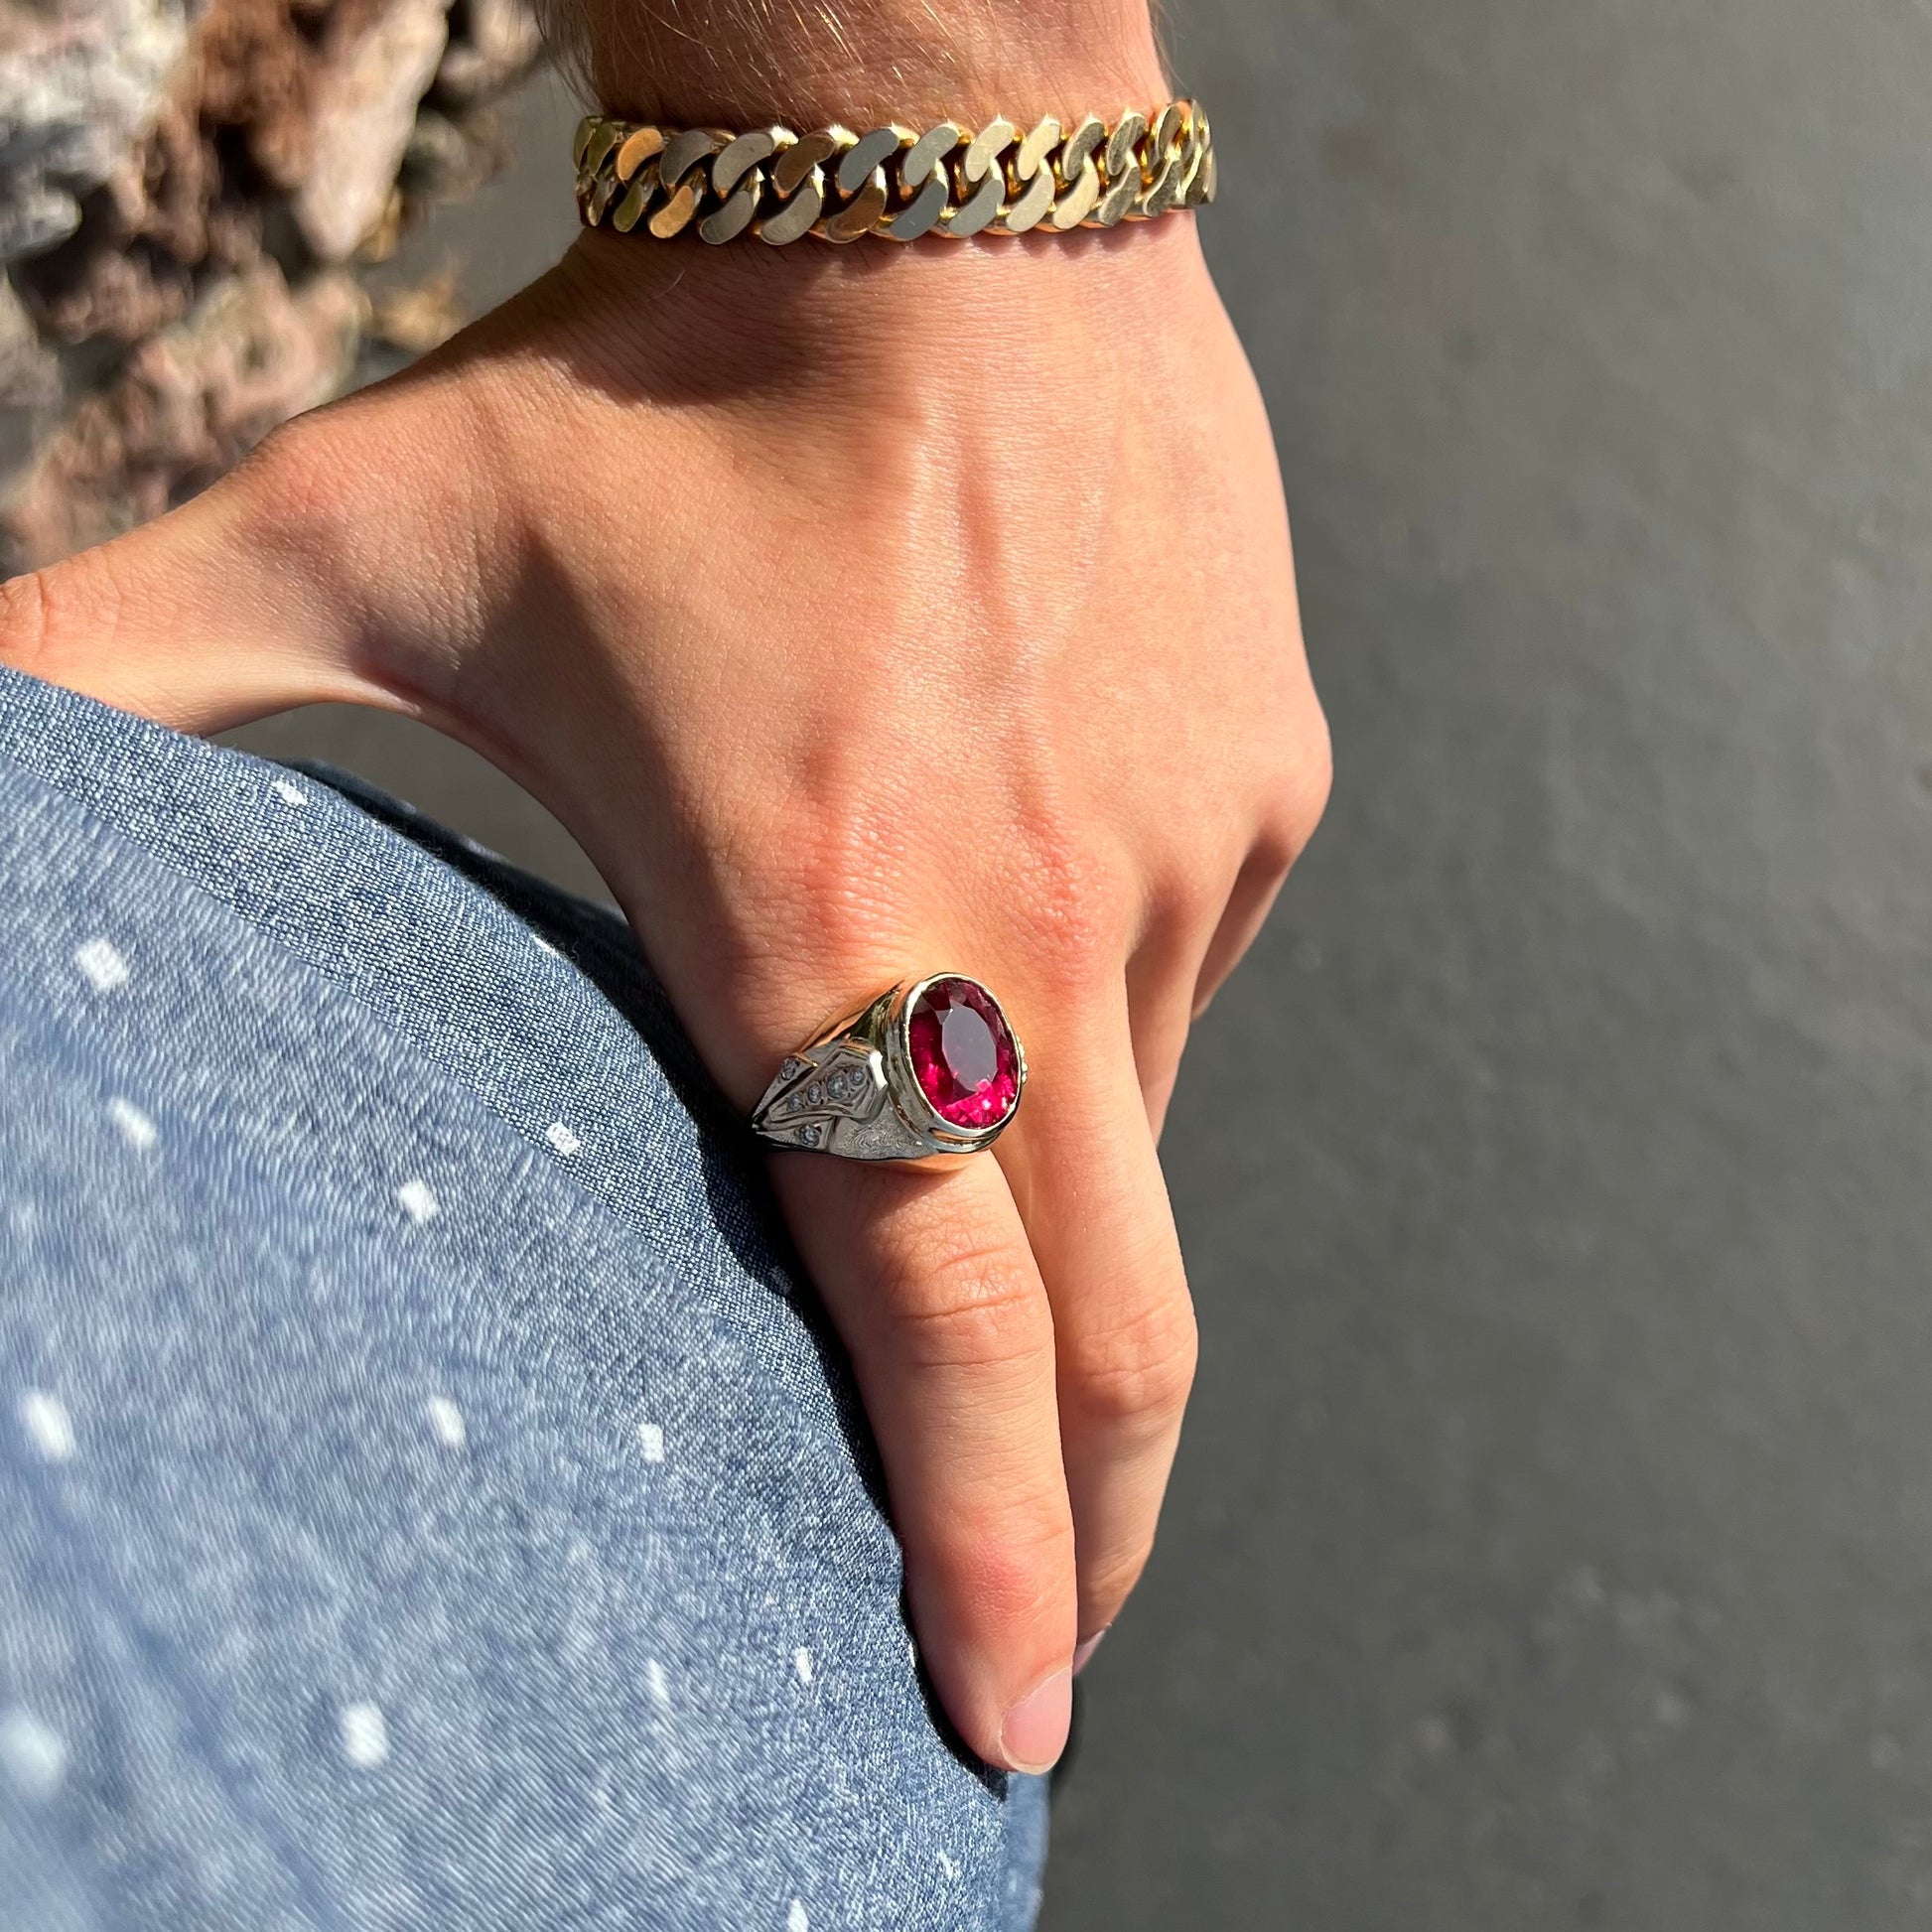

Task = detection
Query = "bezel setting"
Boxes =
[750,973,1028,1161]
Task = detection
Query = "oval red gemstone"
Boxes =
[907,978,1021,1130]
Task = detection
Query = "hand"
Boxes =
[1,213,1327,1772]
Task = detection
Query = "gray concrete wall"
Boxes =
[234,5,1932,1921]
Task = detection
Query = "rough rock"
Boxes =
[0,278,57,407]
[0,0,192,261]
[0,278,59,478]
[2,259,361,562]
[0,0,543,566]
[292,0,451,261]
[435,0,539,104]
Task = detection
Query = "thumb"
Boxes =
[0,422,407,738]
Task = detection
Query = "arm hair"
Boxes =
[540,0,1166,121]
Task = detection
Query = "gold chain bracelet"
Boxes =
[571,102,1215,245]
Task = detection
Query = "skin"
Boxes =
[0,2,1328,1775]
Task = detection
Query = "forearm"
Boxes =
[542,0,1168,128]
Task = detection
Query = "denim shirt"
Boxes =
[0,664,1046,1930]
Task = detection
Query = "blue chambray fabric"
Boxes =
[0,664,1047,1930]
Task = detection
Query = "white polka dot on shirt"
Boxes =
[788,1900,809,1932]
[396,1179,439,1225]
[271,778,309,807]
[636,1422,665,1463]
[427,1396,467,1450]
[107,1097,157,1151]
[339,1701,389,1768]
[645,1659,670,1710]
[17,1389,74,1462]
[73,937,129,993]
[545,1122,581,1157]
[0,1709,68,1799]
[793,1647,814,1685]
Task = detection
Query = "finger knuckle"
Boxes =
[962,1517,1079,1632]
[1001,797,1134,994]
[0,550,121,676]
[1081,1533,1159,1617]
[878,1219,1050,1375]
[1064,1295,1199,1436]
[1160,862,1233,940]
[0,566,53,671]
[1026,885,1125,997]
[779,811,914,982]
[1272,699,1333,860]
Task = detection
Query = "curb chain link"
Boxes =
[572,102,1216,244]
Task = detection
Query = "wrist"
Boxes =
[550,0,1168,129]
[531,196,1206,416]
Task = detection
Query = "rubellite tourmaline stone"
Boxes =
[906,978,1022,1130]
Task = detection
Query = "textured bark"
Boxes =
[0,0,543,569]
